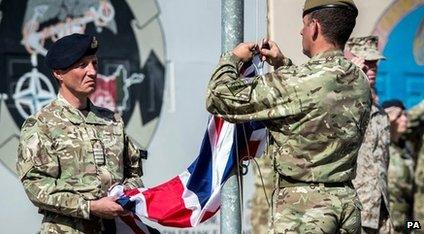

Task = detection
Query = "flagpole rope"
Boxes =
[251,157,271,208]
[234,125,245,228]
[239,122,271,209]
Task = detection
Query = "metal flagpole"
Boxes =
[221,0,244,233]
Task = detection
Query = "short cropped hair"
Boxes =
[309,8,357,47]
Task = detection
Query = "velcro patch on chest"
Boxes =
[91,139,105,165]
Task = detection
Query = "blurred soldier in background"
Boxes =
[206,0,371,232]
[383,100,414,233]
[345,36,393,233]
[403,100,424,222]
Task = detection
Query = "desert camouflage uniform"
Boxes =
[346,35,393,233]
[388,142,414,232]
[352,104,393,233]
[345,36,386,61]
[16,95,144,233]
[406,100,424,222]
[207,50,371,233]
[251,152,275,234]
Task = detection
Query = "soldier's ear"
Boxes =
[312,19,319,41]
[52,70,63,82]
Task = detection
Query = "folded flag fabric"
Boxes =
[112,55,267,232]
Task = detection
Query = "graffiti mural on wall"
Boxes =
[0,0,166,173]
[373,0,424,108]
[19,0,145,116]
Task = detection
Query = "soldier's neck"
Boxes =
[309,40,341,57]
[59,89,88,110]
[391,131,401,144]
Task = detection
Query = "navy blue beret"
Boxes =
[382,99,405,110]
[45,33,98,70]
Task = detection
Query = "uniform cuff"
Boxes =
[80,199,91,220]
[220,52,244,71]
[282,57,293,66]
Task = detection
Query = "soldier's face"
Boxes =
[55,55,98,98]
[393,111,408,134]
[301,15,314,57]
[363,60,378,87]
[387,107,408,134]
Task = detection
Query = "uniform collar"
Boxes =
[309,49,344,62]
[56,94,109,125]
[370,104,380,116]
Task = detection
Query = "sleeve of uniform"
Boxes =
[122,134,144,189]
[407,100,424,135]
[404,100,424,154]
[206,53,315,123]
[408,100,424,125]
[16,117,90,219]
[380,113,391,170]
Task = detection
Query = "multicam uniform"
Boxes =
[352,104,393,233]
[406,100,424,222]
[250,153,275,234]
[207,50,371,233]
[16,96,144,233]
[388,141,414,232]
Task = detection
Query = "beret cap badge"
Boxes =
[91,36,98,49]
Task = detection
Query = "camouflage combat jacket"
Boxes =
[406,100,424,221]
[352,104,391,229]
[388,142,414,230]
[206,50,371,183]
[16,96,144,233]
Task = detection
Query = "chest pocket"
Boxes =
[97,125,124,164]
[51,125,87,176]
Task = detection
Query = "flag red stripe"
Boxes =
[143,176,193,227]
[239,140,260,158]
[213,116,224,145]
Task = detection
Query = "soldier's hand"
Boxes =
[259,39,286,68]
[90,196,125,219]
[232,42,257,62]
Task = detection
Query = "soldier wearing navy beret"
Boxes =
[382,99,415,232]
[17,33,145,233]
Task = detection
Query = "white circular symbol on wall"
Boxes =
[13,68,56,119]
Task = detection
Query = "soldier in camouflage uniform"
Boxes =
[206,0,371,232]
[16,34,144,233]
[383,100,414,233]
[345,36,394,233]
[405,100,424,223]
[250,153,275,234]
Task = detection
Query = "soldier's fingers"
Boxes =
[260,48,272,57]
[244,42,257,51]
[267,40,278,49]
[259,38,269,50]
